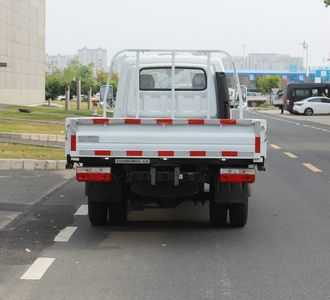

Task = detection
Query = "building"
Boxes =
[0,0,46,105]
[78,47,107,74]
[46,54,74,73]
[222,53,303,71]
[46,47,108,75]
[225,68,330,90]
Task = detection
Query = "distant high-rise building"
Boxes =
[78,47,107,74]
[0,0,46,105]
[222,53,303,71]
[46,55,75,73]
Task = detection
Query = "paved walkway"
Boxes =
[0,137,64,148]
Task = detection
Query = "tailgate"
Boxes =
[66,118,267,162]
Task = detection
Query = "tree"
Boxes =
[61,59,96,96]
[95,71,119,96]
[256,76,281,95]
[323,0,330,6]
[45,69,66,100]
[45,60,112,99]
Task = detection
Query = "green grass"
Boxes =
[3,101,102,116]
[254,102,277,110]
[0,120,65,135]
[0,111,68,122]
[0,143,65,160]
[0,102,109,122]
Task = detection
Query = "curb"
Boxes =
[0,159,67,170]
[0,132,65,142]
[0,117,64,125]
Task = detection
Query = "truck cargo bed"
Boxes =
[66,117,266,162]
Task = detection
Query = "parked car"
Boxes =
[57,95,66,101]
[282,83,330,113]
[292,97,330,116]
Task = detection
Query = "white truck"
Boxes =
[65,49,267,228]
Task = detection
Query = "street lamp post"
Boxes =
[301,40,314,77]
[242,44,249,69]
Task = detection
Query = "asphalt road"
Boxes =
[1,111,330,300]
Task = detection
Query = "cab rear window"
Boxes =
[140,68,207,91]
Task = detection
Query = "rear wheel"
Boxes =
[88,197,108,226]
[304,108,313,116]
[209,200,227,227]
[229,203,248,228]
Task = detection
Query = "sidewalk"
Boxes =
[0,132,65,142]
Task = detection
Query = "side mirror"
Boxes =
[100,85,114,107]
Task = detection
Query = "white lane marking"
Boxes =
[284,152,298,158]
[54,226,77,242]
[303,163,322,173]
[270,144,281,149]
[253,111,330,132]
[74,205,88,216]
[20,257,55,280]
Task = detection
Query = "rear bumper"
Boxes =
[67,155,265,170]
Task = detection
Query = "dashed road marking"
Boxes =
[303,163,322,173]
[252,111,330,132]
[54,226,77,242]
[284,152,298,158]
[74,205,88,216]
[270,144,281,149]
[20,257,55,280]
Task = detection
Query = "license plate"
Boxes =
[115,159,150,164]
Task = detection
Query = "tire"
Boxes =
[251,101,257,107]
[229,203,248,228]
[88,198,108,226]
[304,108,313,116]
[209,201,227,227]
[108,201,127,225]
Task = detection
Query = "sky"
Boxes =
[46,0,330,67]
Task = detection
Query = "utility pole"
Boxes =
[242,44,249,69]
[301,40,310,77]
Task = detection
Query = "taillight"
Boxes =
[219,168,255,183]
[76,167,112,182]
[71,135,76,151]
